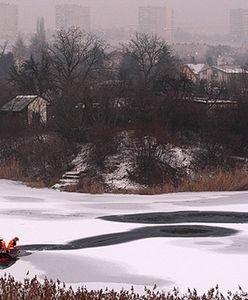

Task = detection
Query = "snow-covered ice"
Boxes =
[1,179,248,293]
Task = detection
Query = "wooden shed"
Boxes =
[0,95,49,125]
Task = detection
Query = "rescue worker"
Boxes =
[7,237,19,251]
[0,238,6,251]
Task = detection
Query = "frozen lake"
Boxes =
[1,180,248,293]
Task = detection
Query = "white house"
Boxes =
[199,66,248,82]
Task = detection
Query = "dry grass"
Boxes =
[0,159,23,180]
[177,169,248,192]
[0,275,247,300]
[65,177,106,194]
[63,169,248,195]
[2,162,248,195]
[27,181,47,189]
[0,159,46,188]
[140,169,248,195]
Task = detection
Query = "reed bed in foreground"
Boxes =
[0,275,247,300]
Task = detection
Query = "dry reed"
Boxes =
[65,177,106,194]
[140,169,248,195]
[0,159,23,180]
[0,159,46,188]
[0,275,247,300]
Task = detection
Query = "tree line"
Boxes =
[1,27,248,186]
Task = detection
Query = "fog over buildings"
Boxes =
[0,3,18,39]
[55,4,91,31]
[138,6,174,41]
[1,0,248,35]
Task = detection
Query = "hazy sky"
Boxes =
[4,0,248,33]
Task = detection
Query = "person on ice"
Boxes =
[7,237,19,250]
[0,238,6,251]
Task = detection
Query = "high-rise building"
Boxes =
[0,3,18,40]
[230,9,248,41]
[138,6,174,41]
[56,4,91,32]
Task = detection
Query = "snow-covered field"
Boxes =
[1,180,248,293]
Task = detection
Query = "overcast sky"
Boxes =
[4,0,248,33]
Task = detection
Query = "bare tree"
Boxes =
[130,137,181,186]
[29,17,48,62]
[0,43,14,79]
[12,36,28,61]
[49,27,106,92]
[121,33,176,89]
[10,51,52,97]
[0,41,8,58]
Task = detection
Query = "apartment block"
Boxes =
[56,4,91,32]
[138,6,174,41]
[0,3,18,40]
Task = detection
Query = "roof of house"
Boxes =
[187,64,206,74]
[214,66,248,74]
[1,95,41,112]
[199,65,248,74]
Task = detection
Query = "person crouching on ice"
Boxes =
[0,238,6,252]
[8,237,19,251]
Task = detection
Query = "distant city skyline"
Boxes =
[55,4,91,31]
[138,6,174,41]
[0,3,18,39]
[230,8,248,41]
[1,0,248,35]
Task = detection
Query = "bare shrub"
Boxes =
[130,137,182,186]
[193,143,233,171]
[0,118,28,138]
[0,134,76,186]
[89,125,118,169]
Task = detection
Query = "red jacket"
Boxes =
[7,239,17,249]
[0,240,6,250]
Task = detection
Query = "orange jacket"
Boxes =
[7,239,17,249]
[0,240,6,250]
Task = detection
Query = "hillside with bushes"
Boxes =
[1,29,248,193]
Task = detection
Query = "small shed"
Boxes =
[0,95,49,125]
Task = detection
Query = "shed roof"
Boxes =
[1,95,40,112]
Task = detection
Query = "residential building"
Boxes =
[230,9,248,41]
[179,64,207,83]
[138,6,174,41]
[56,4,91,32]
[0,3,18,40]
[199,66,248,83]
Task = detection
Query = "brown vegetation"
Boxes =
[65,176,106,194]
[0,133,75,187]
[0,158,47,188]
[0,159,23,180]
[2,29,248,194]
[140,169,248,195]
[0,275,247,300]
